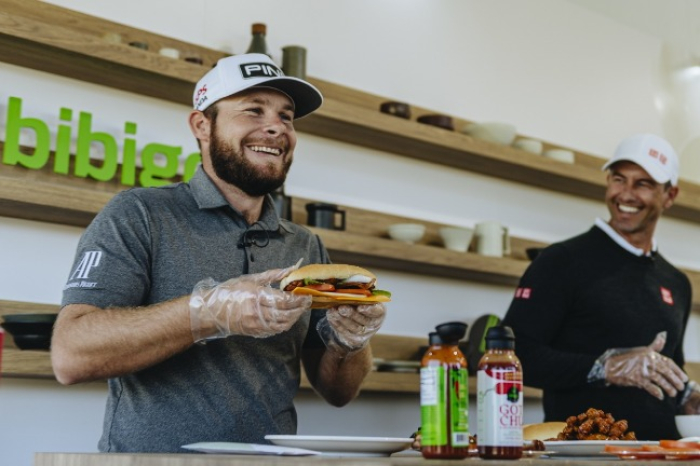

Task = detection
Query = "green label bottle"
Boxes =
[420,324,470,459]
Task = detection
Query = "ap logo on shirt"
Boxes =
[64,251,102,290]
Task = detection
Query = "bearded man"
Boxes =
[52,54,386,452]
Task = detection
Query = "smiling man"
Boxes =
[52,53,386,453]
[502,133,700,440]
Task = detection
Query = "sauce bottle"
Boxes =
[420,322,470,459]
[477,325,523,460]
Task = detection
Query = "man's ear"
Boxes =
[663,185,680,210]
[189,110,211,141]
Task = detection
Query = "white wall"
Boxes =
[2,1,699,465]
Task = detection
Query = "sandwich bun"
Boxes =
[523,422,567,441]
[281,264,376,289]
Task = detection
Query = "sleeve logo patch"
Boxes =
[660,286,674,305]
[514,287,532,299]
[64,250,102,290]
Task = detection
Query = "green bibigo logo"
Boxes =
[2,96,202,187]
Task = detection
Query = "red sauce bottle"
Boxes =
[477,325,523,460]
[420,322,470,460]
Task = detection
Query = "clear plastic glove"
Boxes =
[680,381,700,414]
[189,261,312,342]
[589,331,688,400]
[316,303,387,353]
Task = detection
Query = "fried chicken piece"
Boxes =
[594,417,610,435]
[608,420,629,439]
[578,419,594,436]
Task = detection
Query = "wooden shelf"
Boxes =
[1,0,700,224]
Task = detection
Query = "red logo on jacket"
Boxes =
[660,287,674,305]
[515,287,532,299]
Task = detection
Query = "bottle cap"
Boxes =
[484,325,516,350]
[428,331,443,345]
[435,321,467,345]
[252,23,267,34]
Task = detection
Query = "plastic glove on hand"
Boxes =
[317,302,387,353]
[602,332,688,400]
[190,261,312,342]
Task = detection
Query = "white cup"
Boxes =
[475,221,511,257]
[513,138,543,154]
[543,149,575,164]
[439,226,474,252]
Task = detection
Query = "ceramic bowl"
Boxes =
[513,138,543,154]
[417,114,454,131]
[439,226,474,252]
[676,415,700,438]
[387,223,426,244]
[543,149,575,163]
[461,122,517,145]
[1,313,58,350]
[380,101,411,119]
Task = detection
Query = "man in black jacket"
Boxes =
[503,133,700,440]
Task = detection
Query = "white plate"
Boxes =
[543,440,659,456]
[181,442,320,456]
[265,435,414,456]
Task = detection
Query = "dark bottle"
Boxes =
[420,322,470,460]
[477,325,523,460]
[246,23,271,57]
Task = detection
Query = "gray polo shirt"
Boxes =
[62,167,330,452]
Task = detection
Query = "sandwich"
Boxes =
[280,263,391,309]
[522,422,567,441]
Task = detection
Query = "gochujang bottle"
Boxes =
[420,322,470,459]
[477,325,523,460]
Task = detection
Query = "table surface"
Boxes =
[33,452,700,466]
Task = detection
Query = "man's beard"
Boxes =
[209,120,292,197]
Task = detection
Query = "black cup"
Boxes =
[306,203,346,230]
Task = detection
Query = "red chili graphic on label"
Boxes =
[495,382,521,394]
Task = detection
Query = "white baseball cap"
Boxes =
[192,53,322,119]
[602,133,679,186]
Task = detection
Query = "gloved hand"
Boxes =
[316,303,387,353]
[680,381,700,414]
[189,261,312,342]
[590,331,688,400]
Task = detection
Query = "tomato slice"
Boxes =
[659,440,700,450]
[604,445,645,453]
[335,288,372,296]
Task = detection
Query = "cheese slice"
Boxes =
[291,287,391,302]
